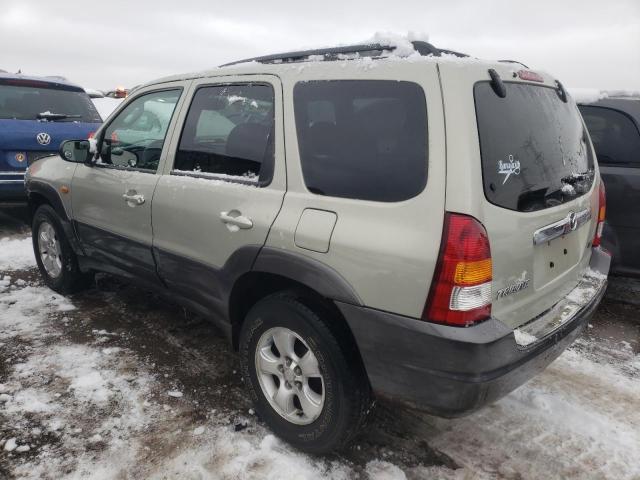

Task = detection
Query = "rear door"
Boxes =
[578,102,640,275]
[71,84,186,286]
[440,63,600,328]
[151,75,286,318]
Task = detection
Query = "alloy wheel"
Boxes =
[254,327,325,425]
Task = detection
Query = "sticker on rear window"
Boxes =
[497,155,521,184]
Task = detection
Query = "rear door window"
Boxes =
[294,80,428,202]
[578,105,640,166]
[475,82,594,212]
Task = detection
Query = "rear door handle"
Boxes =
[122,191,145,206]
[220,210,253,231]
[532,208,591,245]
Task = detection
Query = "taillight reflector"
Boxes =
[593,181,606,247]
[423,213,492,327]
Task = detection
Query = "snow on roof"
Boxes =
[140,33,486,89]
[365,31,424,57]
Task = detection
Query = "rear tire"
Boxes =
[239,290,371,453]
[32,204,92,294]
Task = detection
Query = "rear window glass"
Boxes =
[0,82,101,123]
[294,80,428,202]
[578,105,640,166]
[475,82,594,212]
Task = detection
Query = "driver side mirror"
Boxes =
[59,139,94,164]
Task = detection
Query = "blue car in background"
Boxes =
[0,73,102,203]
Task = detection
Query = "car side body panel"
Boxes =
[578,98,640,277]
[70,81,191,284]
[264,61,447,319]
[151,74,288,322]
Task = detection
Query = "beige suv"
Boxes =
[26,41,610,453]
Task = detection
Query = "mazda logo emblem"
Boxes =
[36,132,51,145]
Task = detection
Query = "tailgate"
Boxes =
[484,191,598,329]
[439,62,601,329]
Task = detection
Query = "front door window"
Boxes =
[99,89,182,172]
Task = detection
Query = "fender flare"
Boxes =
[252,246,362,306]
[26,180,70,222]
[27,180,83,255]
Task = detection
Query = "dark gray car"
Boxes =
[578,95,640,277]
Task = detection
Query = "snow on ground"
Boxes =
[0,236,35,271]
[1,231,639,479]
[423,345,640,479]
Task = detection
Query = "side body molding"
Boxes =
[153,244,263,326]
[252,247,363,306]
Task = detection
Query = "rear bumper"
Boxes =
[0,174,27,203]
[339,248,610,417]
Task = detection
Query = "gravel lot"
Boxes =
[1,208,639,480]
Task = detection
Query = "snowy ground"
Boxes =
[1,209,639,480]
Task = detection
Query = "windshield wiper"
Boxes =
[37,112,82,121]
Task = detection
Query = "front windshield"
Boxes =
[0,82,101,122]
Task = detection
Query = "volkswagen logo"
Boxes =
[568,212,578,231]
[36,133,51,146]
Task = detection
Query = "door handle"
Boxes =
[220,210,253,231]
[122,191,145,206]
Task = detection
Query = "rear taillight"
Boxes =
[592,181,606,247]
[423,213,492,327]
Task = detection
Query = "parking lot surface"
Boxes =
[1,209,639,479]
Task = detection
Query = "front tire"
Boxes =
[32,204,92,294]
[239,291,371,453]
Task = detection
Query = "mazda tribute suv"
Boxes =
[25,41,610,453]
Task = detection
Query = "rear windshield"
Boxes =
[475,82,594,212]
[0,82,101,123]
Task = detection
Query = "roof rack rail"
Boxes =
[498,59,530,69]
[220,40,468,67]
[44,75,70,82]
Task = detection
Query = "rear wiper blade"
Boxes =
[37,112,82,121]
